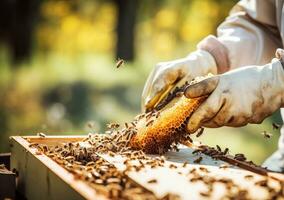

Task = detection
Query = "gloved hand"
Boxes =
[184,58,284,133]
[141,50,217,111]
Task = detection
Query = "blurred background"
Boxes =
[0,0,282,164]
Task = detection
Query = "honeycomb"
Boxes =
[129,95,206,153]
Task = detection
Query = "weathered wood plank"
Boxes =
[10,136,107,200]
[101,148,283,200]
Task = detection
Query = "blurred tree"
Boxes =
[43,82,91,126]
[115,0,138,61]
[0,0,39,64]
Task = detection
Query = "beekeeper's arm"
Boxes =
[142,0,280,111]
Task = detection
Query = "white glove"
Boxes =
[262,150,284,172]
[184,59,284,133]
[142,50,217,110]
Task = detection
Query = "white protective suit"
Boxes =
[211,0,284,172]
[142,0,284,172]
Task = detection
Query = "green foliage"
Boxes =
[0,0,280,165]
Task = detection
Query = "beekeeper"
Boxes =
[142,0,284,172]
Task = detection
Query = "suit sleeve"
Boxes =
[198,0,281,71]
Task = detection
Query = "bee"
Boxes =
[192,149,200,154]
[175,92,184,97]
[107,178,121,184]
[193,156,203,164]
[83,146,88,154]
[189,168,196,173]
[116,58,124,68]
[196,128,204,137]
[223,148,229,155]
[155,111,161,118]
[42,145,48,152]
[219,164,229,169]
[74,161,83,165]
[235,153,245,157]
[131,122,136,127]
[147,179,157,184]
[124,123,129,128]
[272,122,281,130]
[87,121,95,129]
[234,153,246,161]
[29,143,39,148]
[187,136,193,143]
[146,119,154,127]
[199,167,209,173]
[200,191,211,197]
[261,131,272,139]
[135,113,145,120]
[217,178,231,184]
[216,145,222,152]
[95,179,104,185]
[68,142,74,148]
[85,166,94,172]
[126,131,135,141]
[244,174,253,180]
[65,156,75,161]
[35,150,42,155]
[47,152,56,157]
[171,144,179,152]
[109,151,115,157]
[190,176,203,182]
[255,179,268,187]
[145,111,153,120]
[87,140,93,145]
[169,164,177,169]
[37,132,46,138]
[86,161,95,166]
[107,123,120,129]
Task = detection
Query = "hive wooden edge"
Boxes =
[21,135,86,141]
[10,135,284,184]
[9,135,109,200]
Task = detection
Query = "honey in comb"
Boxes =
[129,95,206,153]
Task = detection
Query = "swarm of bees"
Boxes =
[31,139,158,199]
[83,77,207,155]
[29,131,284,200]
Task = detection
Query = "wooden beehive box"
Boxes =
[10,136,284,200]
[10,136,109,200]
